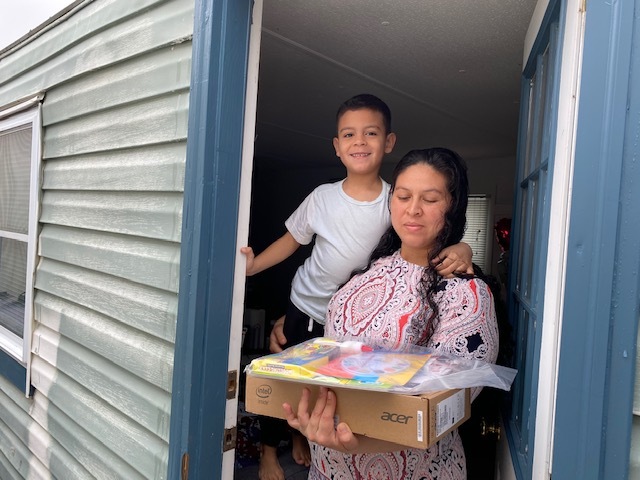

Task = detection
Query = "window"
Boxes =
[462,195,491,272]
[0,104,41,371]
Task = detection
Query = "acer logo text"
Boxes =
[380,412,413,424]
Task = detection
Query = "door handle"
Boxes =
[480,417,501,440]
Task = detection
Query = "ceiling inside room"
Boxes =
[254,0,538,170]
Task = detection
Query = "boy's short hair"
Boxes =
[336,93,392,134]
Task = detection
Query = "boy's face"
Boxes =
[333,108,396,176]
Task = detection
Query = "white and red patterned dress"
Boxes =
[311,250,499,480]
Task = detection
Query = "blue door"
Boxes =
[505,2,563,478]
[552,0,640,478]
[507,0,640,478]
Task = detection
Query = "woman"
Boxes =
[284,148,500,479]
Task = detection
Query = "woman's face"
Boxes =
[390,163,451,266]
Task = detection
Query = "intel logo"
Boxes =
[256,385,272,398]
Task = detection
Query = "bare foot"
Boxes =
[259,444,284,480]
[291,432,311,467]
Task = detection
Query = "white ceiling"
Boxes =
[254,0,538,169]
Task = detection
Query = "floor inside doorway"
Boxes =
[234,446,309,480]
[234,401,310,479]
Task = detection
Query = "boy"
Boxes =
[241,94,472,480]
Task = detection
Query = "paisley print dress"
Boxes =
[309,250,499,480]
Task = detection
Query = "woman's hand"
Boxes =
[283,387,359,454]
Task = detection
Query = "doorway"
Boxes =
[232,1,537,478]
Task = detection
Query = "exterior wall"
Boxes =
[0,0,193,478]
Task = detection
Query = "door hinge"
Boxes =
[227,370,238,399]
[223,426,237,452]
[181,453,189,480]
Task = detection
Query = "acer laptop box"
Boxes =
[245,374,471,449]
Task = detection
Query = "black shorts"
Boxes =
[259,300,325,447]
[281,300,325,349]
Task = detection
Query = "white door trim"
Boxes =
[222,0,264,477]
[532,1,585,478]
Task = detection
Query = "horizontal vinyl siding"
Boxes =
[42,143,186,191]
[39,225,180,292]
[0,0,193,97]
[0,451,21,480]
[36,258,178,342]
[0,377,93,479]
[0,0,193,478]
[35,291,174,393]
[41,191,184,242]
[43,93,190,159]
[31,356,168,478]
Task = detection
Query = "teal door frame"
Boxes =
[552,0,640,478]
[168,0,254,478]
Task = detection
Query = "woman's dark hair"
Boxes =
[356,147,470,338]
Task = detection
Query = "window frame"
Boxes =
[0,101,42,394]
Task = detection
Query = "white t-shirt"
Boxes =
[285,179,391,324]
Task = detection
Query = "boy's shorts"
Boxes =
[259,300,325,448]
[281,300,325,348]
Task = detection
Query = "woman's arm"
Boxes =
[283,387,407,455]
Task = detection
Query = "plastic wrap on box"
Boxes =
[245,337,517,394]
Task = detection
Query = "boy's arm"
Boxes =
[434,242,473,277]
[240,231,301,276]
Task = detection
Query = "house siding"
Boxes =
[0,0,193,478]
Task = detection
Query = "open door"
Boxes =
[233,1,539,479]
[501,0,587,478]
